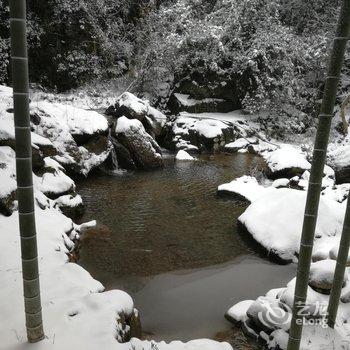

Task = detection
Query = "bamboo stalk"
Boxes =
[9,0,45,343]
[287,1,350,349]
[327,197,350,328]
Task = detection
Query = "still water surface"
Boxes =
[77,153,295,344]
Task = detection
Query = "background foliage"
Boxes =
[0,0,347,131]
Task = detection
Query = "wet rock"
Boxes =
[54,193,85,219]
[116,308,142,342]
[114,116,163,170]
[241,319,259,340]
[128,308,142,339]
[107,137,136,170]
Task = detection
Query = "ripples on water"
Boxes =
[77,153,296,345]
[77,153,263,278]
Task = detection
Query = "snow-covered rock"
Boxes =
[238,188,345,262]
[54,193,85,219]
[30,100,111,175]
[309,259,344,293]
[163,112,250,153]
[115,116,163,169]
[217,176,275,202]
[0,88,57,169]
[229,270,350,350]
[225,300,254,324]
[175,150,195,161]
[107,92,166,137]
[265,145,311,179]
[272,178,290,188]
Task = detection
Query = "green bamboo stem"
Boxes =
[287,1,350,349]
[327,196,350,328]
[9,0,45,343]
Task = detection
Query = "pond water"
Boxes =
[77,153,296,346]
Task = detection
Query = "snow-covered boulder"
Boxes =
[175,150,195,161]
[224,137,258,153]
[162,113,245,153]
[217,176,275,202]
[31,100,112,175]
[225,300,254,324]
[265,145,311,179]
[0,87,57,169]
[272,178,290,188]
[53,193,84,219]
[107,92,166,137]
[308,259,344,294]
[115,117,163,169]
[238,188,345,262]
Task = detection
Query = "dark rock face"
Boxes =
[114,117,163,170]
[0,190,16,216]
[265,166,307,180]
[167,69,242,115]
[334,166,350,184]
[116,308,142,342]
[108,137,136,170]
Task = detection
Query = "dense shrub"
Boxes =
[0,0,344,126]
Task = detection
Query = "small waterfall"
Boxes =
[110,145,119,170]
[102,129,124,175]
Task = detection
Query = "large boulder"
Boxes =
[264,145,311,179]
[30,101,111,176]
[161,113,247,153]
[238,188,345,263]
[106,92,166,138]
[114,116,163,169]
[0,91,57,170]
